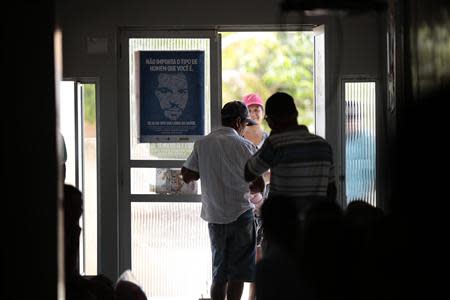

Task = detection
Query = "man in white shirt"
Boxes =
[182,101,264,300]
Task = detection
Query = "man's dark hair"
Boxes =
[221,100,256,126]
[265,92,298,120]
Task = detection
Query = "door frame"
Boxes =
[117,29,221,272]
[116,25,328,279]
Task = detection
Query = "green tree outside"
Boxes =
[83,84,96,125]
[221,31,314,130]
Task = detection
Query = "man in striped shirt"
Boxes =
[244,92,337,213]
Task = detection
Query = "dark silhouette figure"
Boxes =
[300,200,346,300]
[64,184,83,280]
[64,184,114,300]
[343,200,384,300]
[115,280,148,300]
[391,84,450,300]
[245,92,337,214]
[255,196,312,300]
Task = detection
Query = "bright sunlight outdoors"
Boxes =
[221,31,315,131]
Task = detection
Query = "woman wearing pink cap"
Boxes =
[242,92,269,300]
[242,93,269,149]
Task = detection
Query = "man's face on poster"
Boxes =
[155,73,189,120]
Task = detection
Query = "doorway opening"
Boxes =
[121,28,319,300]
[221,31,315,132]
[220,30,315,298]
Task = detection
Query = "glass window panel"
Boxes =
[60,81,76,186]
[129,38,211,160]
[131,168,200,195]
[60,81,98,275]
[131,203,211,299]
[81,83,97,275]
[344,82,376,206]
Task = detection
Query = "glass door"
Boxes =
[118,31,220,300]
[342,80,377,206]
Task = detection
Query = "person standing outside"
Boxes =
[181,101,264,300]
[244,92,337,216]
[345,100,376,203]
[242,93,269,300]
[242,92,271,197]
[242,92,270,205]
[242,93,269,148]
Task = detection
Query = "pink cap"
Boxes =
[243,93,263,108]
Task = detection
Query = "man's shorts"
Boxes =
[208,209,256,283]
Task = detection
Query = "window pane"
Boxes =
[129,38,211,160]
[131,203,211,299]
[60,81,98,275]
[82,83,97,275]
[220,32,315,132]
[60,81,76,186]
[344,82,376,205]
[131,168,199,195]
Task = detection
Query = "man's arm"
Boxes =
[249,176,265,193]
[181,166,199,183]
[244,163,258,182]
[244,139,273,182]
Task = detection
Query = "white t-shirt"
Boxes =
[183,127,257,224]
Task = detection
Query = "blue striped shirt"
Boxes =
[246,125,335,200]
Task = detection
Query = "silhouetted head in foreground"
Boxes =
[115,280,147,300]
[264,92,299,133]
